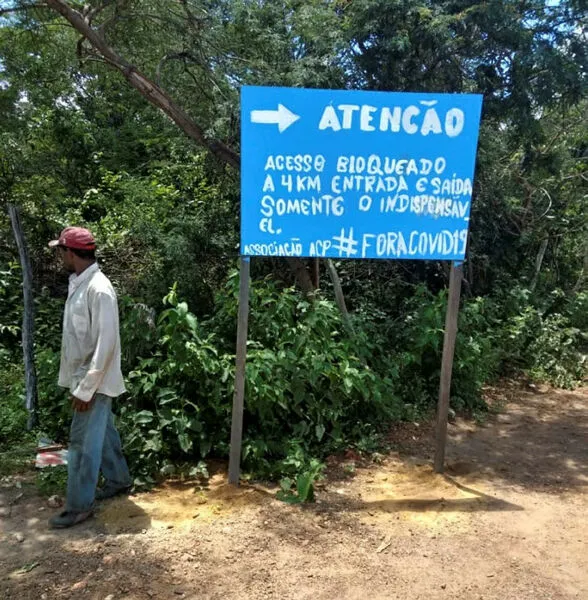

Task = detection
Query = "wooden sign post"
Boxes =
[228,256,251,485]
[434,261,463,473]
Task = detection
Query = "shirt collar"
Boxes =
[68,262,99,292]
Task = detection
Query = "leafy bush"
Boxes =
[213,273,404,476]
[0,355,28,451]
[36,348,70,442]
[495,287,587,387]
[118,284,232,486]
[1,266,584,490]
[527,312,586,388]
[0,262,22,352]
[389,285,500,413]
[117,274,405,484]
[453,296,502,410]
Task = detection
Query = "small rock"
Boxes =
[104,595,115,600]
[47,495,63,508]
[14,532,25,543]
[441,584,447,590]
[0,507,10,518]
[71,581,86,591]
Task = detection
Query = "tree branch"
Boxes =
[178,0,206,33]
[44,0,240,170]
[42,1,324,293]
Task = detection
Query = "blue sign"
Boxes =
[241,86,482,260]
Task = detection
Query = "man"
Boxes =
[48,226,132,528]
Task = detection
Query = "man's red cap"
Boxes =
[48,227,97,251]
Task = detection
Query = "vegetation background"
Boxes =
[1,0,586,489]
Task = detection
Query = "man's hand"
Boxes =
[71,396,94,412]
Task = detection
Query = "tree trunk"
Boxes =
[530,238,549,292]
[572,238,588,293]
[7,204,38,430]
[285,257,315,295]
[326,259,353,333]
[311,258,320,289]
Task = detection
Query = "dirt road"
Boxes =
[1,384,587,600]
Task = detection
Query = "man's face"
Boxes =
[58,246,75,272]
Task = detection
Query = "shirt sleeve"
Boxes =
[72,288,119,402]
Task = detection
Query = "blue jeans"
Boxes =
[66,393,131,512]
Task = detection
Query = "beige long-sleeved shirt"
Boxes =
[58,263,126,402]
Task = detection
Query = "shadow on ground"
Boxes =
[445,388,588,492]
[0,493,168,600]
[384,386,588,493]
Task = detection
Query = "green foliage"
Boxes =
[36,466,68,497]
[0,356,28,451]
[527,312,586,388]
[210,273,405,475]
[2,268,586,489]
[277,459,324,504]
[0,262,22,350]
[388,285,500,413]
[35,348,70,442]
[115,277,406,484]
[117,284,232,487]
[500,289,588,388]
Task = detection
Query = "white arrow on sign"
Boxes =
[250,104,300,133]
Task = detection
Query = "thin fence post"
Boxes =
[228,257,251,485]
[434,261,463,473]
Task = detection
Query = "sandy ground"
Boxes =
[1,383,587,600]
